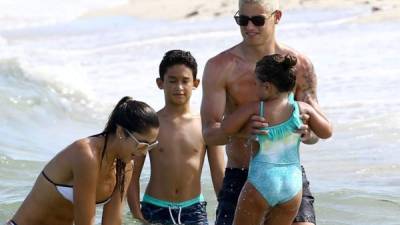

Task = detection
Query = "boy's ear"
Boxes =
[193,79,200,89]
[156,78,164,89]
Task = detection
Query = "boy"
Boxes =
[128,50,225,225]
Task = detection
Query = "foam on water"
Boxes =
[0,57,101,119]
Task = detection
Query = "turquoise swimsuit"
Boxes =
[248,93,303,207]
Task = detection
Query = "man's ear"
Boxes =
[274,10,282,24]
[156,78,164,89]
[193,79,200,89]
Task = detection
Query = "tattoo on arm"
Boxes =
[299,61,318,102]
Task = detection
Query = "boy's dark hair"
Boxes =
[159,50,197,80]
[255,54,297,92]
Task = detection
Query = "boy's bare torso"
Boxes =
[145,111,206,202]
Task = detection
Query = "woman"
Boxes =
[8,96,159,225]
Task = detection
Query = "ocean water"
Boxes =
[1,1,400,224]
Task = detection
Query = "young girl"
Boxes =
[221,54,332,225]
[7,96,159,225]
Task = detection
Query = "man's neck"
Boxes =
[240,40,278,62]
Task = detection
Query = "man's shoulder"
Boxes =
[280,44,313,71]
[203,45,242,83]
[279,45,318,101]
[206,45,241,67]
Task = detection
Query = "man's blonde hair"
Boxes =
[238,0,280,12]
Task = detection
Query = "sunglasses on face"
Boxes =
[234,11,276,27]
[125,129,158,151]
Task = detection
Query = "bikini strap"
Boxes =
[288,92,295,104]
[259,101,264,117]
[41,171,57,185]
[288,93,303,128]
[41,171,73,187]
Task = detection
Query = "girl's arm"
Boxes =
[298,101,332,139]
[73,143,99,225]
[221,102,259,136]
[102,161,134,225]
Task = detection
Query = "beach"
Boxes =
[1,0,400,224]
[83,0,400,22]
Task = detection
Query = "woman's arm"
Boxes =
[298,102,332,139]
[221,102,259,136]
[72,143,99,225]
[102,161,134,225]
[127,155,147,222]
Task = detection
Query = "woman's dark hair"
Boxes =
[101,96,159,200]
[159,49,197,80]
[255,54,297,92]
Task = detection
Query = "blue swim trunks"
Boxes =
[141,194,208,225]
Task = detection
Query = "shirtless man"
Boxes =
[128,50,225,225]
[201,1,321,224]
